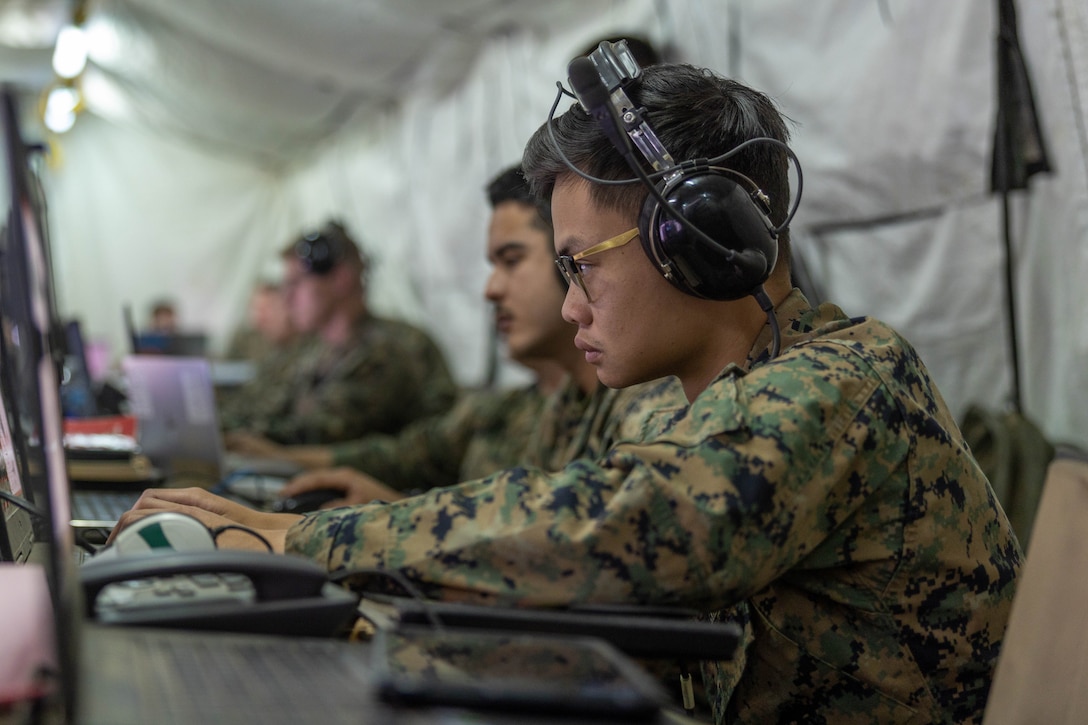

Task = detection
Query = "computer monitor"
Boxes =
[0,95,39,562]
[0,83,79,715]
[123,302,208,357]
[0,362,33,562]
[60,318,100,418]
[133,331,209,357]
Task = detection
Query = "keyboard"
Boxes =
[71,490,142,525]
[82,625,375,724]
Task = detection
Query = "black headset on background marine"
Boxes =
[558,40,803,305]
[294,221,361,276]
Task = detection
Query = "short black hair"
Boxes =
[485,164,551,232]
[150,299,175,315]
[522,63,793,262]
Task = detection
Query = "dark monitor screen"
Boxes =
[0,356,31,562]
[0,93,38,562]
[60,319,99,418]
[0,83,78,716]
[133,331,208,357]
[0,90,66,513]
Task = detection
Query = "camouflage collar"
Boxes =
[741,289,850,372]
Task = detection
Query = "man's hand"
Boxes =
[279,467,406,507]
[108,488,303,553]
[224,431,285,458]
[224,431,334,470]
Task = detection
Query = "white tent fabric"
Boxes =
[4,0,1085,448]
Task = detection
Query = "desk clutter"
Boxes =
[0,85,723,725]
[63,415,162,486]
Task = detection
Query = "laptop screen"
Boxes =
[122,354,226,482]
[133,332,209,357]
[0,84,80,717]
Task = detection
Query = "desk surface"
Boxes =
[73,623,700,725]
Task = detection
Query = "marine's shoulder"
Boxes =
[360,314,435,339]
[464,383,546,418]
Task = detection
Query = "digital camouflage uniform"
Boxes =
[224,325,273,363]
[524,374,686,471]
[330,373,685,492]
[220,314,456,445]
[287,290,1021,724]
[218,336,308,430]
[328,384,548,491]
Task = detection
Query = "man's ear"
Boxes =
[329,262,363,296]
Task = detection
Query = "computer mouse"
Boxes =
[271,488,344,513]
[220,473,289,506]
[103,511,218,557]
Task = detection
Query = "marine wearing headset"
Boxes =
[228,167,685,504]
[118,47,1021,724]
[220,220,456,445]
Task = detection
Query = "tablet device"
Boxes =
[371,625,668,720]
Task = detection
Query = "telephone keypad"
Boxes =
[94,573,258,615]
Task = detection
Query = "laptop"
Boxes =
[121,354,298,508]
[66,353,293,530]
[0,85,389,725]
[0,86,679,725]
[134,331,210,357]
[122,355,227,484]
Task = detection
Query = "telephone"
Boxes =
[79,550,359,636]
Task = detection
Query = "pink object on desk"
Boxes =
[84,340,112,383]
[0,564,57,704]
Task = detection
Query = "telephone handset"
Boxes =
[79,550,359,637]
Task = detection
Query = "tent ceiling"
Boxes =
[1,0,611,168]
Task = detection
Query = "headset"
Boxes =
[294,229,343,275]
[564,41,802,303]
[294,220,370,277]
[554,42,804,355]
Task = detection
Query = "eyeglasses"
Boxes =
[554,227,639,297]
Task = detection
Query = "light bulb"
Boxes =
[44,86,81,133]
[52,25,88,79]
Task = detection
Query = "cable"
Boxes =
[211,470,285,507]
[546,82,805,238]
[210,524,274,553]
[753,286,781,359]
[0,489,45,518]
[330,566,446,633]
[547,79,796,356]
[73,526,109,555]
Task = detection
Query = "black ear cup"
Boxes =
[295,232,339,275]
[638,172,777,301]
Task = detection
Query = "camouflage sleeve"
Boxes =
[285,341,906,608]
[455,386,550,480]
[516,377,686,475]
[218,342,306,433]
[327,388,518,491]
[286,299,1021,722]
[405,325,459,420]
[287,335,1009,613]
